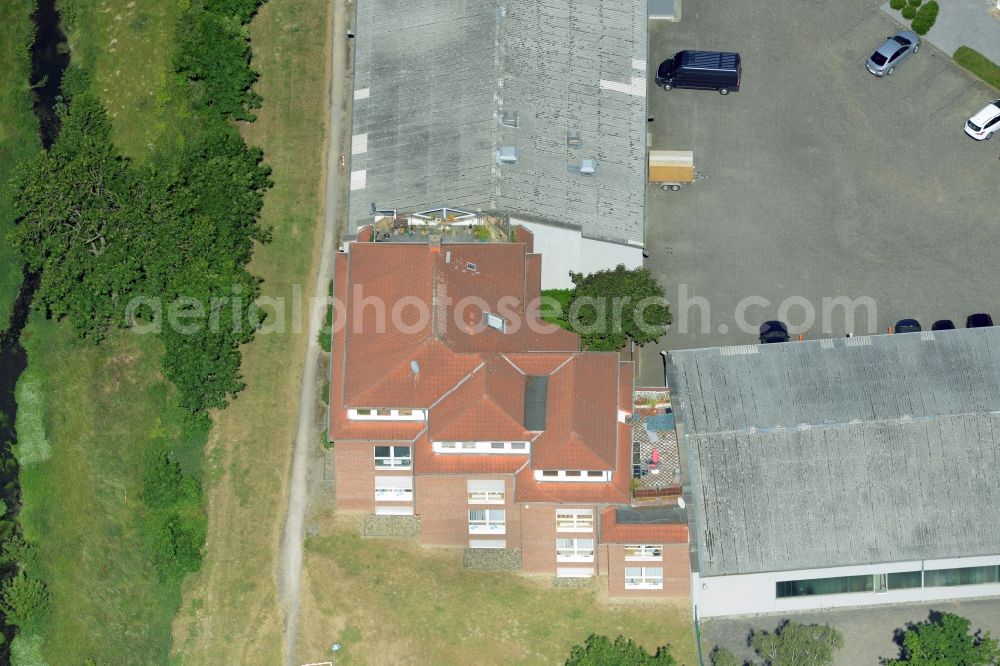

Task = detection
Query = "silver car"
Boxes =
[866,31,919,77]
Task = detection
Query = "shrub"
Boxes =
[710,647,740,666]
[0,574,49,629]
[890,0,906,10]
[142,453,207,579]
[908,0,922,6]
[902,5,917,19]
[911,0,939,35]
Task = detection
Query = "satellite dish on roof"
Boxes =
[677,496,686,509]
[410,360,420,375]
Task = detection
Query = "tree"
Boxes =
[567,265,671,351]
[565,634,676,665]
[710,646,742,666]
[0,573,49,629]
[884,612,1000,666]
[750,621,843,666]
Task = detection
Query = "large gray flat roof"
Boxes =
[349,0,647,245]
[667,329,1000,576]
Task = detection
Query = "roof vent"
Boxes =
[580,159,596,175]
[501,110,518,128]
[498,146,518,164]
[567,130,582,148]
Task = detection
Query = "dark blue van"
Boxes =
[656,50,741,95]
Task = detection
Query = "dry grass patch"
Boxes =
[294,510,699,666]
[169,0,331,661]
[61,0,186,160]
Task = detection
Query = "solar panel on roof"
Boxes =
[523,376,548,430]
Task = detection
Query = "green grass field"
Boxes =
[17,318,203,664]
[0,0,41,332]
[296,513,699,665]
[954,46,1000,92]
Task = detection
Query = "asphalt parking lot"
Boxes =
[638,0,1000,385]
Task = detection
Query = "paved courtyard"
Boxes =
[701,596,1000,665]
[639,0,1000,384]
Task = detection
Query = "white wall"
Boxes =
[512,218,643,290]
[694,554,1000,618]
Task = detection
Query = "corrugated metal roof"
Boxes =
[349,0,647,245]
[668,329,1000,577]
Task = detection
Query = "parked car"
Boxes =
[759,320,790,344]
[656,50,741,95]
[966,313,994,328]
[964,99,1000,141]
[931,319,956,331]
[865,31,919,77]
[894,318,922,333]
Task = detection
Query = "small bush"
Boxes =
[912,0,939,35]
[890,0,906,10]
[954,46,1000,90]
[902,5,917,19]
[0,574,49,629]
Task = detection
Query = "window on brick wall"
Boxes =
[374,446,411,469]
[625,566,663,589]
[556,538,594,562]
[374,476,413,502]
[467,480,505,504]
[555,509,593,532]
[624,544,663,561]
[469,509,505,535]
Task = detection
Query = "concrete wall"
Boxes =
[695,554,1000,618]
[512,218,643,289]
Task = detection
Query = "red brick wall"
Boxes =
[519,504,598,575]
[605,543,690,599]
[415,475,518,547]
[335,441,376,511]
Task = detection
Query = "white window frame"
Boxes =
[374,445,412,470]
[624,544,663,561]
[433,441,529,455]
[374,476,413,502]
[349,408,425,421]
[468,509,505,535]
[557,538,595,563]
[625,566,663,590]
[468,480,505,504]
[534,469,611,482]
[556,509,593,532]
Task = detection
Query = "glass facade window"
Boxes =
[776,574,874,598]
[925,565,1000,588]
[888,570,923,590]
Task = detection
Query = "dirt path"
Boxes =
[277,0,351,662]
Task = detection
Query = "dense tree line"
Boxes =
[4,0,271,619]
[8,0,270,414]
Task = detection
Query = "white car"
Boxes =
[964,99,1000,140]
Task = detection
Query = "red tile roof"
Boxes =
[529,354,620,470]
[599,507,689,544]
[513,465,630,504]
[412,434,528,474]
[329,240,640,502]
